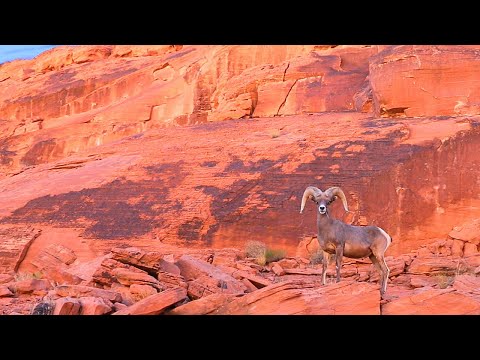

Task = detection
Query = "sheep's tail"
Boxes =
[377,227,392,250]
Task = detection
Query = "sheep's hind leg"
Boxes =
[370,253,390,295]
[335,246,344,283]
[322,251,330,285]
[369,254,384,292]
[377,254,390,295]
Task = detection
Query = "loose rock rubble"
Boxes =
[1,226,480,315]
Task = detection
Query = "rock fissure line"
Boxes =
[276,79,298,116]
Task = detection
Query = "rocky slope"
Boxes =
[1,224,480,315]
[1,45,480,314]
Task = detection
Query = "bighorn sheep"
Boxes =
[300,186,392,294]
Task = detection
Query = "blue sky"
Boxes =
[0,45,57,64]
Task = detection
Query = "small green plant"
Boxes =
[270,129,281,138]
[435,272,455,289]
[245,240,266,258]
[265,248,286,263]
[245,241,267,266]
[245,241,286,265]
[13,271,43,283]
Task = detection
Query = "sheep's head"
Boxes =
[300,186,349,215]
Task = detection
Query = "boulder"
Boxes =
[31,301,55,315]
[54,297,81,315]
[92,257,147,287]
[176,255,247,295]
[129,284,158,302]
[111,247,164,273]
[407,257,464,275]
[277,258,299,269]
[113,268,163,290]
[55,285,122,303]
[241,278,259,293]
[79,296,113,315]
[449,219,480,244]
[167,293,236,315]
[271,263,286,276]
[452,275,480,295]
[214,279,380,315]
[157,271,188,289]
[10,279,52,295]
[451,239,464,257]
[112,287,187,315]
[187,275,227,300]
[0,285,14,298]
[409,275,439,289]
[382,288,480,315]
[212,249,240,267]
[464,243,479,257]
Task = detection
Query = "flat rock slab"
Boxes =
[55,285,122,303]
[112,287,187,315]
[382,287,480,315]
[54,297,81,315]
[0,285,14,298]
[167,293,236,315]
[79,296,113,315]
[0,226,41,273]
[111,247,164,273]
[214,279,380,315]
[176,255,247,295]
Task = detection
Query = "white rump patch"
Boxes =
[377,227,392,250]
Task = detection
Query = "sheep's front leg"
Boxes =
[321,251,330,285]
[335,245,344,283]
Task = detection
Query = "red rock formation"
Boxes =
[129,284,158,302]
[176,255,247,295]
[111,247,166,273]
[3,238,480,314]
[157,271,187,289]
[0,226,41,273]
[9,278,52,295]
[79,296,113,315]
[167,293,236,315]
[55,285,122,302]
[0,274,14,284]
[91,257,146,287]
[0,286,14,298]
[54,297,81,315]
[113,268,163,290]
[1,44,480,280]
[3,110,480,261]
[382,288,480,315]
[112,287,187,315]
[213,279,380,315]
[370,46,480,118]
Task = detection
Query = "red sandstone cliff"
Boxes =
[1,45,480,315]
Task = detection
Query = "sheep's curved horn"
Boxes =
[300,186,322,214]
[325,187,349,212]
